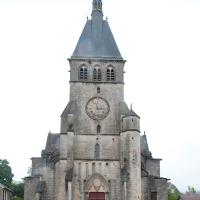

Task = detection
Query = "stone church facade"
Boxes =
[24,0,169,200]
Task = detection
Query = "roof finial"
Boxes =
[92,0,102,13]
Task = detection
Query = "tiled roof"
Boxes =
[182,194,200,200]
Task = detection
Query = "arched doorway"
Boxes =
[85,173,109,200]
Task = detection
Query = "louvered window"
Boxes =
[93,67,101,81]
[79,66,88,80]
[107,66,115,81]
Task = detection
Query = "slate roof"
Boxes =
[119,101,130,115]
[125,108,140,118]
[71,2,123,60]
[0,183,12,192]
[61,101,76,118]
[141,134,152,157]
[181,194,200,200]
[45,133,60,152]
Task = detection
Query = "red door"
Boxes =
[89,192,105,200]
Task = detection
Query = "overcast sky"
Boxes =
[0,0,200,193]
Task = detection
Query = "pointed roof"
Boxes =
[141,133,152,157]
[127,108,140,118]
[61,101,76,118]
[45,133,60,152]
[124,104,140,118]
[71,0,123,60]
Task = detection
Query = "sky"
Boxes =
[0,0,200,193]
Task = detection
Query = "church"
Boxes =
[24,0,169,200]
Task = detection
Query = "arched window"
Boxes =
[97,125,101,133]
[95,143,100,159]
[79,65,88,80]
[107,66,115,81]
[93,66,101,81]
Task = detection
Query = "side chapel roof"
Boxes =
[141,133,152,157]
[45,133,60,152]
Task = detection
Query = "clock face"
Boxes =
[86,97,110,120]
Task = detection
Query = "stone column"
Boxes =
[127,131,141,200]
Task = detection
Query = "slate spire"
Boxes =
[71,0,123,60]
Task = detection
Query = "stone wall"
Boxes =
[24,176,40,200]
[156,178,168,200]
[146,159,160,177]
[69,60,124,83]
[73,135,120,160]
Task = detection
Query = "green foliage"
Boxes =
[11,182,24,198]
[187,186,197,194]
[168,189,180,200]
[0,159,14,187]
[13,196,23,200]
[0,159,24,199]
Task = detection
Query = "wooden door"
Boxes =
[89,192,105,200]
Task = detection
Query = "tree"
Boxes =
[0,159,14,187]
[168,191,180,200]
[187,186,197,194]
[0,159,24,199]
[168,188,181,200]
[11,182,24,199]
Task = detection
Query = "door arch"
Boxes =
[85,173,109,200]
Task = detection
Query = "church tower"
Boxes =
[24,1,169,200]
[59,0,141,199]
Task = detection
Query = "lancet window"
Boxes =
[97,125,101,133]
[95,143,100,159]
